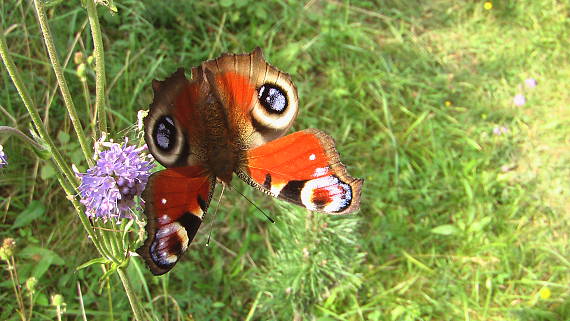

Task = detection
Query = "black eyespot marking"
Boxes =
[154,116,176,151]
[258,84,287,114]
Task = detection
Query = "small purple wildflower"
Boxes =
[492,126,508,135]
[77,138,154,220]
[0,145,7,168]
[525,78,537,89]
[513,94,526,106]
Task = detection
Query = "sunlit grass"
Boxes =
[1,1,568,320]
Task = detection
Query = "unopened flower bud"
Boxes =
[26,277,38,293]
[51,294,64,306]
[73,52,84,65]
[2,238,16,257]
[77,63,87,81]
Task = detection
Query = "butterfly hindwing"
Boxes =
[237,129,363,214]
[136,166,215,275]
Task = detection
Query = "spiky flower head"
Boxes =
[525,78,537,89]
[77,137,154,220]
[0,145,7,168]
[513,94,526,106]
[492,126,508,135]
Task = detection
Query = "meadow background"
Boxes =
[1,0,569,320]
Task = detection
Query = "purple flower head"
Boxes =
[77,138,154,220]
[525,78,537,89]
[513,94,526,106]
[492,126,508,136]
[0,145,6,168]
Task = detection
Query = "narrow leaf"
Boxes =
[12,201,45,229]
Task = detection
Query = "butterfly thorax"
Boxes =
[200,98,243,183]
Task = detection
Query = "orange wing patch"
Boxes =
[238,129,363,214]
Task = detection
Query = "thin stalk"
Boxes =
[95,220,122,263]
[80,79,95,137]
[117,268,145,321]
[95,225,119,263]
[109,220,125,258]
[0,126,45,150]
[7,257,27,321]
[106,270,114,321]
[56,305,62,321]
[33,0,94,167]
[85,0,108,134]
[0,24,77,185]
[27,288,35,321]
[77,282,88,321]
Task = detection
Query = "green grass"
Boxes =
[1,0,569,320]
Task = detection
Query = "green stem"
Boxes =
[0,23,77,185]
[33,0,94,167]
[85,0,108,134]
[95,224,119,264]
[106,274,114,321]
[117,268,145,321]
[80,79,95,138]
[0,126,45,150]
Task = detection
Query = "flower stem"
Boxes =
[33,0,94,167]
[117,268,145,321]
[0,126,45,150]
[0,23,77,185]
[85,0,108,134]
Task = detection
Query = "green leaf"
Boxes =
[57,131,70,144]
[40,164,56,180]
[76,257,110,271]
[12,201,45,229]
[220,0,234,7]
[35,293,49,306]
[431,224,460,236]
[212,302,225,308]
[19,246,64,279]
[470,216,492,232]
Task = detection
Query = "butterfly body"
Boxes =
[137,48,363,275]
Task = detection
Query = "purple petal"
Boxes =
[513,94,526,106]
[525,78,537,88]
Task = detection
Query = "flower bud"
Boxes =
[2,238,16,258]
[51,294,64,306]
[77,63,87,81]
[26,277,38,293]
[73,52,84,65]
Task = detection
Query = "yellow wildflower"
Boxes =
[539,287,551,300]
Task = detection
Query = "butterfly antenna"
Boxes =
[206,183,226,246]
[229,182,275,223]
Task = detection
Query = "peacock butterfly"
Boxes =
[136,48,363,275]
